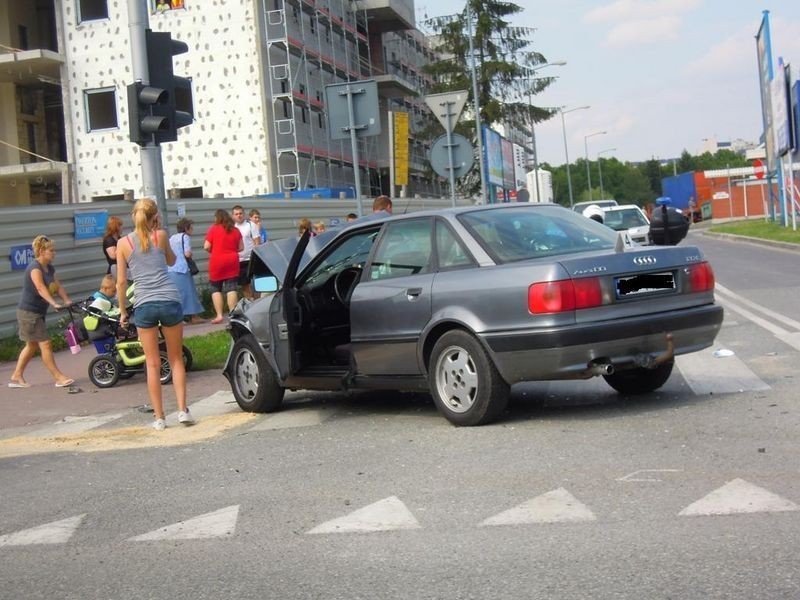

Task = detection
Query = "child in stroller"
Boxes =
[82,276,192,388]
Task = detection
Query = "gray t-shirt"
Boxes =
[18,261,55,315]
[125,233,180,308]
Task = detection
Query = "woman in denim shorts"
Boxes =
[116,198,195,431]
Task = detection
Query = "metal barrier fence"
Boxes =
[0,196,458,338]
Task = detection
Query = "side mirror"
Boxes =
[253,275,279,293]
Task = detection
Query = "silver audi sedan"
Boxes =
[223,203,723,426]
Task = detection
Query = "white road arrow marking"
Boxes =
[480,488,596,526]
[0,514,85,547]
[128,505,239,541]
[679,478,799,516]
[307,496,421,534]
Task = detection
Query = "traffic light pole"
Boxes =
[128,0,168,226]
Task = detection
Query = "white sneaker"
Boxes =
[178,410,195,425]
[153,418,166,431]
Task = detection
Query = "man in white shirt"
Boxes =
[232,204,261,299]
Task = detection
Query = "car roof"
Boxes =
[251,202,572,282]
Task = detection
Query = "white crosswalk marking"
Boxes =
[128,505,240,541]
[307,496,421,534]
[675,348,770,395]
[480,488,596,526]
[0,515,85,547]
[679,479,799,516]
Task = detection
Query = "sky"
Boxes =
[415,1,800,166]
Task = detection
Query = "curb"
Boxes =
[702,231,800,253]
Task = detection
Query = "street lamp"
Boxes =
[584,130,607,203]
[521,61,566,201]
[559,105,590,207]
[596,147,616,202]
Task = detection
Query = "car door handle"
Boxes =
[406,287,422,300]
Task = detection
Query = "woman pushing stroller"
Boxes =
[116,198,195,431]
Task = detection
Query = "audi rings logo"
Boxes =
[633,255,657,266]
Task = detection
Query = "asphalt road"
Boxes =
[1,231,799,600]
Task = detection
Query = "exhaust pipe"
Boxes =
[587,360,615,376]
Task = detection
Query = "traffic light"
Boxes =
[127,82,169,146]
[146,30,193,144]
[126,30,193,146]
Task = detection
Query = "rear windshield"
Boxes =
[603,207,649,231]
[459,205,617,263]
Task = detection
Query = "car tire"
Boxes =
[429,330,509,426]
[603,360,674,395]
[229,334,285,413]
[88,354,120,388]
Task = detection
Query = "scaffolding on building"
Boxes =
[262,0,378,195]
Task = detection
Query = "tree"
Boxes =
[423,1,555,193]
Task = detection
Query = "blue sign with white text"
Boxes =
[73,210,108,242]
[10,244,34,271]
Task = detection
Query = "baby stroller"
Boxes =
[69,300,193,389]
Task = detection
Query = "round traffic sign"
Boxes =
[429,134,474,179]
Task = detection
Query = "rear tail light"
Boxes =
[528,277,603,313]
[687,262,715,292]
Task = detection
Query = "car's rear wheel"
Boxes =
[429,330,509,426]
[230,334,285,413]
[603,360,674,395]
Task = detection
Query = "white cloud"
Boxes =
[585,0,701,23]
[605,16,681,46]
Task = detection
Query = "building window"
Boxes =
[152,0,185,12]
[282,101,291,119]
[318,113,324,129]
[301,107,308,124]
[77,0,109,23]
[84,88,118,131]
[309,17,316,34]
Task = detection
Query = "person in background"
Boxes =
[297,217,313,237]
[312,221,326,235]
[168,218,205,325]
[372,195,393,215]
[102,216,123,277]
[249,208,269,244]
[116,198,194,431]
[346,213,358,222]
[204,209,243,324]
[232,205,260,299]
[9,235,74,389]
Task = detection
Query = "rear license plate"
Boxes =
[616,271,675,298]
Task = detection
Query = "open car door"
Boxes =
[270,230,312,380]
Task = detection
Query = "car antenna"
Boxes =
[401,194,413,214]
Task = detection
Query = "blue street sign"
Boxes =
[10,244,34,271]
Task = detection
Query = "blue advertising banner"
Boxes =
[9,244,34,271]
[73,210,108,243]
[793,81,800,163]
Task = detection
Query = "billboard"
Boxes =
[501,138,514,190]
[771,58,792,156]
[756,12,776,171]
[483,126,504,186]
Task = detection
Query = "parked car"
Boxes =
[601,204,652,245]
[223,204,723,426]
[572,199,618,213]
